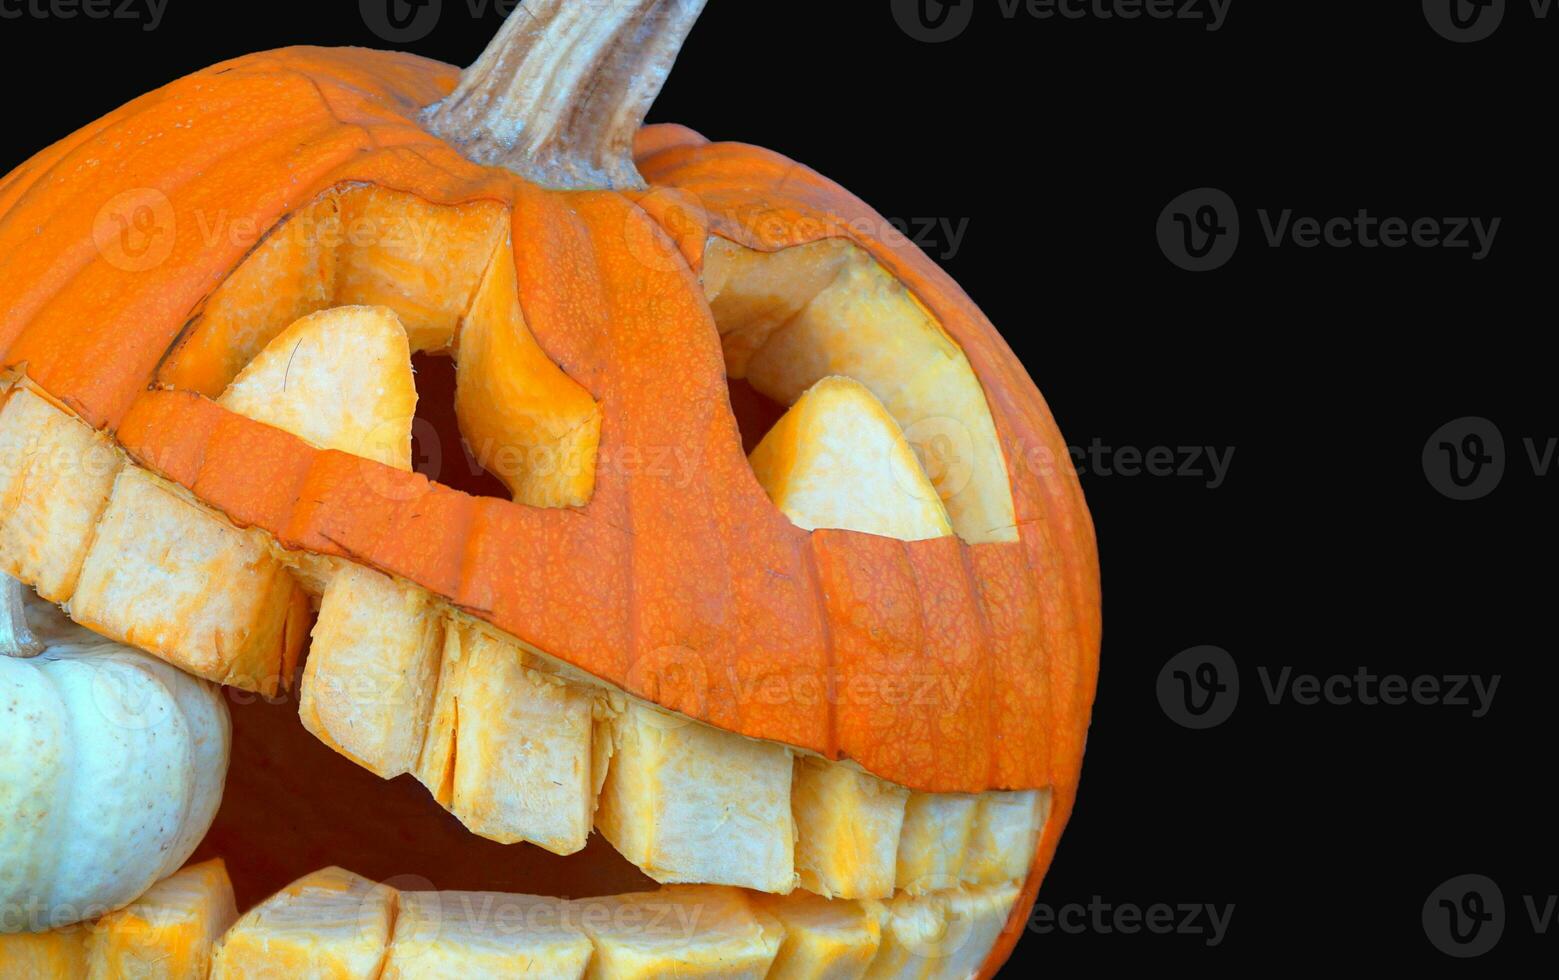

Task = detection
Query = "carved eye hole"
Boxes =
[158,185,599,508]
[704,237,1018,544]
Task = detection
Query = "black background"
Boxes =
[1,0,1551,972]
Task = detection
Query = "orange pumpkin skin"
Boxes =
[0,46,1100,976]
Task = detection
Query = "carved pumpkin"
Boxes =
[0,1,1099,975]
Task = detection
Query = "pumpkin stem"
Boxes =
[422,0,707,191]
[1,574,43,659]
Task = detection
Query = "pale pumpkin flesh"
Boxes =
[384,888,595,978]
[753,888,883,980]
[0,385,123,602]
[0,188,1048,979]
[706,237,1017,545]
[216,305,418,472]
[85,858,238,980]
[69,466,309,696]
[15,861,938,980]
[209,866,395,979]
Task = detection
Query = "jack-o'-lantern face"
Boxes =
[0,2,1099,977]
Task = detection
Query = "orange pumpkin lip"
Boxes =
[0,12,1098,972]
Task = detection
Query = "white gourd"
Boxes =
[0,574,231,933]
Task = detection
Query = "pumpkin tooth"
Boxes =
[860,880,1026,980]
[894,794,979,897]
[0,923,89,976]
[791,756,910,901]
[383,890,592,979]
[927,883,1024,980]
[85,858,237,979]
[718,240,1017,546]
[211,874,808,980]
[209,866,396,979]
[297,562,444,781]
[68,466,310,695]
[748,376,952,541]
[863,892,944,980]
[574,885,783,980]
[963,790,1049,886]
[751,889,884,980]
[0,382,124,602]
[217,304,418,472]
[8,862,1028,980]
[413,622,461,805]
[420,622,598,855]
[595,700,796,894]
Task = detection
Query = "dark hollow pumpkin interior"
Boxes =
[192,693,655,911]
